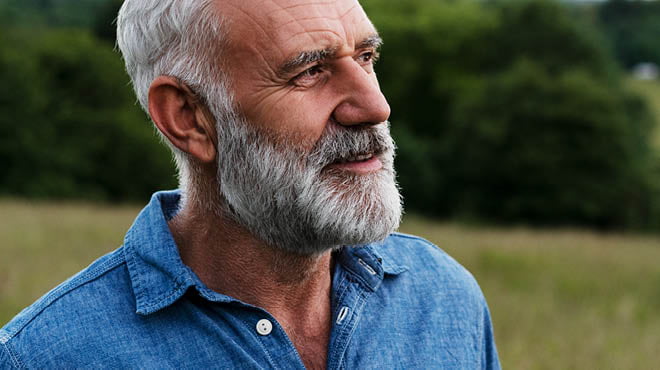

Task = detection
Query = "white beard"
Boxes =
[213,112,403,256]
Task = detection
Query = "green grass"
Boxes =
[0,199,138,323]
[2,200,660,369]
[401,216,660,369]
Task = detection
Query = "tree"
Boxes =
[598,0,660,67]
[0,29,176,201]
[362,0,656,228]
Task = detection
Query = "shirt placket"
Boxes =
[327,251,382,370]
[201,290,307,369]
[242,309,307,369]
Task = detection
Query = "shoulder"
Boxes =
[0,248,131,368]
[381,232,480,287]
[375,232,487,310]
[363,233,499,368]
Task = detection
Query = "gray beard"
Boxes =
[214,112,402,256]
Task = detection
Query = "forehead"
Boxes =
[218,0,376,61]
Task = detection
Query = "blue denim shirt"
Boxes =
[0,191,499,369]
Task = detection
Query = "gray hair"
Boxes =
[116,0,234,199]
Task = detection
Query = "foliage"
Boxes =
[363,0,657,228]
[0,29,176,201]
[597,0,660,68]
[92,0,124,43]
[0,0,658,229]
[448,60,653,227]
[0,0,108,28]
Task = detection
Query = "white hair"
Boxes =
[116,0,234,201]
[116,0,403,253]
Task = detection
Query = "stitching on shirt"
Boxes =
[389,232,435,243]
[123,241,147,312]
[124,237,149,312]
[1,249,125,342]
[330,292,368,369]
[341,264,376,292]
[124,240,194,315]
[333,274,351,311]
[138,283,190,314]
[2,338,24,368]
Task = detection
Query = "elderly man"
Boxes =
[0,0,499,368]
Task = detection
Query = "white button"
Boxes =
[256,319,273,336]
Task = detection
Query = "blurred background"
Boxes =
[1,0,659,368]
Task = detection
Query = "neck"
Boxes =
[168,191,334,344]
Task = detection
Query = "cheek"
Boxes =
[283,97,332,137]
[251,92,336,147]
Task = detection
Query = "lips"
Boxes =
[325,151,384,174]
[335,152,374,164]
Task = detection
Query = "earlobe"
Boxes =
[148,76,217,163]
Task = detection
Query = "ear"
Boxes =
[148,76,217,163]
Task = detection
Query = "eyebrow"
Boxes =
[278,34,383,76]
[356,34,383,50]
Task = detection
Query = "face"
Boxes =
[219,0,391,144]
[206,0,401,255]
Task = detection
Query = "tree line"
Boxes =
[1,0,660,230]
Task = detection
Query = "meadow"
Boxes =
[1,200,659,369]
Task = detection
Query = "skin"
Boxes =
[147,0,390,368]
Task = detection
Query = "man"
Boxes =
[0,0,499,368]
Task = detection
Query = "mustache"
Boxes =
[307,122,395,168]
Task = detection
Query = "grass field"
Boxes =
[1,200,659,369]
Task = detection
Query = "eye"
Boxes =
[357,50,380,65]
[356,50,380,73]
[291,64,326,87]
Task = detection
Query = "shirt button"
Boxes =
[256,319,273,336]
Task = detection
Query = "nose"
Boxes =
[331,61,391,126]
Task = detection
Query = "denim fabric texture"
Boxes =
[0,191,500,369]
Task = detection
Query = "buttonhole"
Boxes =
[358,258,377,275]
[336,306,350,324]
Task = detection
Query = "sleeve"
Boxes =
[0,341,20,369]
[481,303,501,370]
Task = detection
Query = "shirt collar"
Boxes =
[123,190,408,315]
[123,191,204,315]
[335,241,409,293]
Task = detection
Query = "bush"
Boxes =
[598,0,660,68]
[448,60,653,227]
[0,29,176,201]
[364,0,656,228]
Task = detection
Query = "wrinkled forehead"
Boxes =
[217,0,376,61]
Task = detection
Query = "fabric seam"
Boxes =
[390,232,436,245]
[123,240,146,312]
[329,290,368,370]
[2,337,24,368]
[341,264,376,292]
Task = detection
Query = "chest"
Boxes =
[35,295,486,370]
[298,346,328,370]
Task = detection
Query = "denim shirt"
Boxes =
[0,191,500,369]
